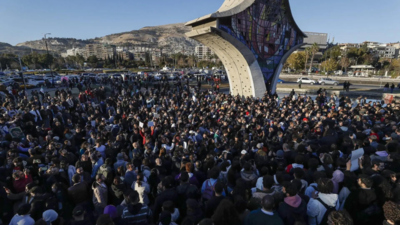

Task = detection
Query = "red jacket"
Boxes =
[139,127,154,145]
[13,174,32,193]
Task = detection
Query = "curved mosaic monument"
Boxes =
[186,0,306,97]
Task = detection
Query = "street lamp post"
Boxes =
[17,55,28,95]
[43,33,55,87]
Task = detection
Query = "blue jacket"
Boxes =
[91,158,104,179]
[124,170,137,187]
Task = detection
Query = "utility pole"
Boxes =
[43,33,55,87]
[17,55,28,95]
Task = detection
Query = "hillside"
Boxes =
[16,38,95,53]
[14,23,198,54]
[0,42,46,55]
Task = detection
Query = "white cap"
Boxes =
[241,150,247,155]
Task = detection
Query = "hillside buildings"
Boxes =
[84,44,116,59]
[195,45,214,60]
[60,47,85,57]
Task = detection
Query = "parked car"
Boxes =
[168,73,178,80]
[277,79,285,84]
[0,78,15,86]
[318,78,339,86]
[297,77,316,85]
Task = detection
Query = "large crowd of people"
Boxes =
[1,75,400,225]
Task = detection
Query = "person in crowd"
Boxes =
[326,210,353,225]
[92,174,108,214]
[278,182,308,225]
[120,190,152,224]
[383,201,400,225]
[8,204,35,225]
[307,178,340,225]
[245,195,284,225]
[1,76,400,225]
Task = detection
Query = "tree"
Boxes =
[323,46,341,61]
[75,54,85,68]
[38,54,54,68]
[391,59,400,77]
[87,55,98,68]
[309,43,319,72]
[321,59,338,73]
[340,57,350,72]
[145,52,151,66]
[286,52,306,71]
[177,58,186,68]
[304,47,311,71]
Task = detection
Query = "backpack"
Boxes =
[356,202,382,223]
[316,198,336,225]
[201,179,216,201]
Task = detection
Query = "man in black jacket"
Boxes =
[344,175,380,225]
[68,174,90,206]
[154,176,178,222]
[204,181,225,217]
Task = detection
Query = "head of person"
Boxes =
[327,210,353,225]
[371,159,384,171]
[383,201,400,224]
[262,175,274,190]
[357,175,373,189]
[96,174,105,184]
[96,214,114,225]
[42,209,59,225]
[162,200,175,214]
[159,211,172,225]
[16,203,31,216]
[261,195,275,212]
[104,205,118,219]
[211,199,239,224]
[283,182,298,197]
[72,205,86,220]
[318,178,334,194]
[209,166,221,180]
[214,181,224,196]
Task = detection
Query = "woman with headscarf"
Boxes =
[104,205,120,225]
[331,170,344,194]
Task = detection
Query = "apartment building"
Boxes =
[195,45,214,60]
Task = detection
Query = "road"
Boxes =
[277,82,383,90]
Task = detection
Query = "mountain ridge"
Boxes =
[9,23,197,55]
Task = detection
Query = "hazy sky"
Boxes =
[1,0,399,45]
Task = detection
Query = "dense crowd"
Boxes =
[1,75,400,225]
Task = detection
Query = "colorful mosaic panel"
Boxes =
[219,0,303,83]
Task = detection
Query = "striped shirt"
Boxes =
[121,204,152,225]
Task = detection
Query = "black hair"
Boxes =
[283,181,298,196]
[293,167,305,179]
[261,195,275,211]
[294,154,305,164]
[96,214,114,225]
[263,175,274,189]
[313,171,327,184]
[17,203,31,215]
[317,178,334,194]
[308,158,319,170]
[127,190,139,204]
[209,166,221,179]
[214,181,224,194]
[72,174,80,184]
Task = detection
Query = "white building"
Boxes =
[61,48,85,57]
[195,45,214,60]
